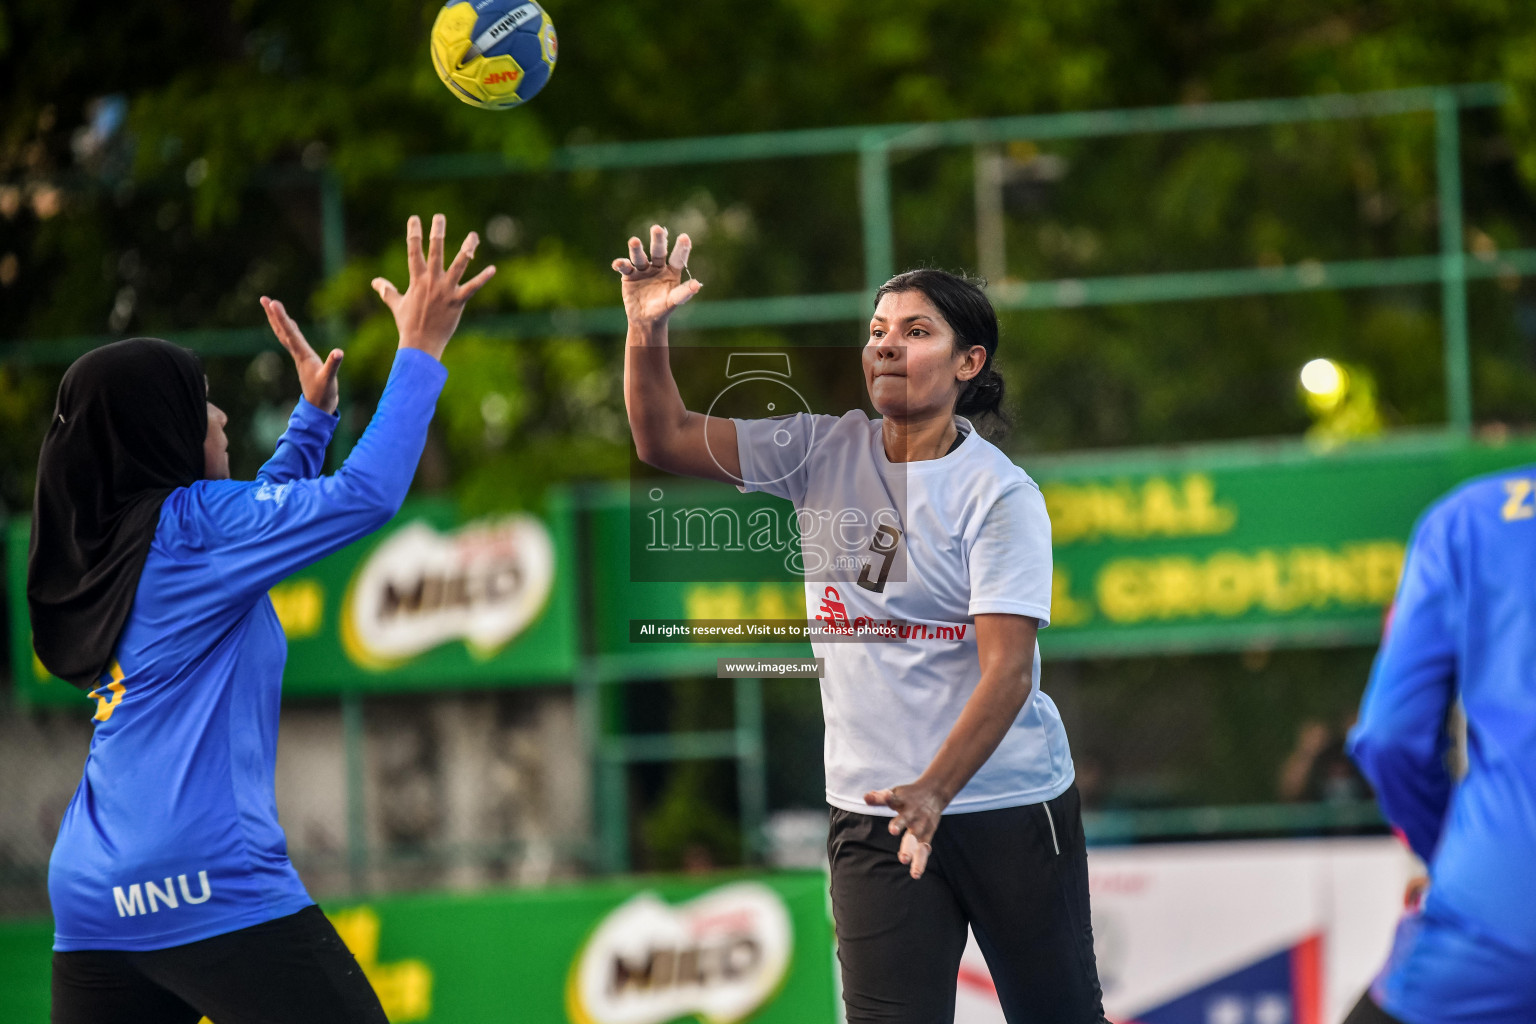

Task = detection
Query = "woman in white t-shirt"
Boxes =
[616,225,1105,1024]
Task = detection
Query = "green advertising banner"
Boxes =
[0,871,839,1024]
[7,498,578,706]
[1031,435,1536,657]
[588,434,1536,666]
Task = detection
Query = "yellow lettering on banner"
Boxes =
[1203,553,1250,617]
[1092,541,1406,624]
[1049,569,1093,626]
[269,579,324,638]
[1182,475,1236,535]
[328,906,433,1023]
[1361,542,1404,601]
[1044,474,1238,545]
[1139,478,1182,536]
[1502,479,1535,522]
[685,585,747,620]
[751,584,806,620]
[1097,560,1151,623]
[1152,557,1204,619]
[684,583,805,623]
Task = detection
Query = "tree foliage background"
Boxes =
[9,0,1536,508]
[8,0,1536,858]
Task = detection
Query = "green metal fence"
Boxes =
[0,81,1519,445]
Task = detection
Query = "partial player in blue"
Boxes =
[1344,468,1536,1024]
[30,214,495,1024]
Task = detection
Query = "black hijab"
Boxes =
[27,338,207,689]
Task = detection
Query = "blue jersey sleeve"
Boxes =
[1347,501,1461,862]
[186,347,447,601]
[255,398,337,485]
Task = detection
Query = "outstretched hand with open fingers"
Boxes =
[371,213,497,361]
[260,295,343,414]
[613,224,702,327]
[865,780,949,880]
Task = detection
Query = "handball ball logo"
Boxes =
[705,353,817,489]
[430,0,558,110]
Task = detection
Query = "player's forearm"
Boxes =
[256,399,336,485]
[1348,645,1458,862]
[330,348,448,515]
[918,667,1032,805]
[1380,770,1452,863]
[1349,728,1453,861]
[624,320,693,469]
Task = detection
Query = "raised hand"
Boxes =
[371,213,497,361]
[260,296,343,414]
[613,224,702,328]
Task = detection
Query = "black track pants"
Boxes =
[51,904,387,1024]
[828,783,1107,1024]
[1342,991,1408,1024]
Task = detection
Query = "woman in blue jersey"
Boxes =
[28,214,494,1024]
[617,225,1105,1024]
[1343,472,1536,1024]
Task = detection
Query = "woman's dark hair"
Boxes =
[874,268,1009,431]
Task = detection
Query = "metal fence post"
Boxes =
[341,690,368,895]
[570,485,632,874]
[974,144,1008,283]
[318,170,356,461]
[1435,90,1473,435]
[575,670,621,873]
[319,170,346,290]
[320,170,371,894]
[733,676,767,863]
[860,137,895,292]
[596,682,631,873]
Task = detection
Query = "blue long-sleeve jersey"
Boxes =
[48,347,446,952]
[1348,466,1536,1021]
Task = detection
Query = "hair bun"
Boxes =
[957,364,1008,427]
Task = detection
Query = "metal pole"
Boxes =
[593,670,631,874]
[734,676,767,864]
[1435,91,1473,435]
[318,170,356,461]
[319,170,347,287]
[321,173,368,893]
[859,138,895,292]
[574,671,617,871]
[341,690,368,895]
[974,145,1007,283]
[597,727,630,873]
[570,485,631,874]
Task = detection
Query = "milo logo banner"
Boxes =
[0,872,837,1023]
[342,515,558,670]
[7,498,577,703]
[567,882,794,1024]
[273,498,575,693]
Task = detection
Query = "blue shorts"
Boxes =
[1372,902,1536,1024]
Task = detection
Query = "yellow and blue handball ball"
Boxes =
[430,0,557,109]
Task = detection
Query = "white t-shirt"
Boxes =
[735,410,1075,814]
